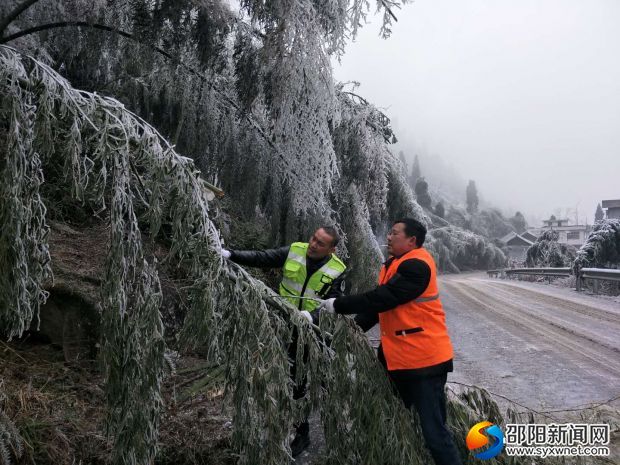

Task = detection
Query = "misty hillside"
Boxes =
[395,151,528,270]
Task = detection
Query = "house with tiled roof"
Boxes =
[499,232,534,261]
[521,230,539,242]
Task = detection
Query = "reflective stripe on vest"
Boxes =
[413,294,439,303]
[378,247,454,371]
[279,242,346,311]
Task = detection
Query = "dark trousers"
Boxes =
[289,327,309,435]
[390,373,462,465]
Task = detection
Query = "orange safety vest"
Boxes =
[378,247,454,371]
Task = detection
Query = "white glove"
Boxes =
[300,310,313,323]
[317,298,336,314]
[221,248,231,259]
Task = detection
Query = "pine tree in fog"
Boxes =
[466,179,479,214]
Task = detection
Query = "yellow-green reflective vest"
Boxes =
[279,242,346,311]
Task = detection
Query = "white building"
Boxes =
[601,199,620,219]
[541,217,589,247]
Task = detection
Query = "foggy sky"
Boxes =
[335,0,620,226]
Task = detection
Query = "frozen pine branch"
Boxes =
[0,409,23,465]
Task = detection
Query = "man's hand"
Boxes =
[317,297,336,314]
[300,310,313,324]
[221,248,231,259]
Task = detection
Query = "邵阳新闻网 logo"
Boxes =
[466,421,505,460]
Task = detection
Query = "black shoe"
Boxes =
[290,431,311,457]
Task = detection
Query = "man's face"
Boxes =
[307,228,336,260]
[387,222,417,257]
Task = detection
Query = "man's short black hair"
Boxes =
[393,218,426,246]
[319,226,340,247]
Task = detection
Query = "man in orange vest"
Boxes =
[318,218,462,465]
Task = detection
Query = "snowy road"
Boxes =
[442,273,620,411]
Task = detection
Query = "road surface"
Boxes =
[443,273,620,411]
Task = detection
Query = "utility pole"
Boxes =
[574,201,581,225]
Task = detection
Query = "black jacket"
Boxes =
[334,257,431,323]
[230,246,290,269]
[230,246,345,305]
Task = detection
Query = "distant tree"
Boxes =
[573,219,620,274]
[399,150,407,171]
[414,177,432,209]
[594,203,604,222]
[445,205,468,229]
[409,154,421,188]
[510,211,527,233]
[526,230,576,267]
[434,201,445,218]
[426,227,507,272]
[475,208,514,239]
[466,180,478,214]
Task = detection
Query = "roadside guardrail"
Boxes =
[486,269,504,278]
[487,267,620,293]
[577,267,620,292]
[505,267,571,278]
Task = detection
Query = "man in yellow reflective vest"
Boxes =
[221,226,346,456]
[317,218,462,465]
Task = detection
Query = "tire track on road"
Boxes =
[488,281,620,324]
[443,280,620,376]
[468,281,620,349]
